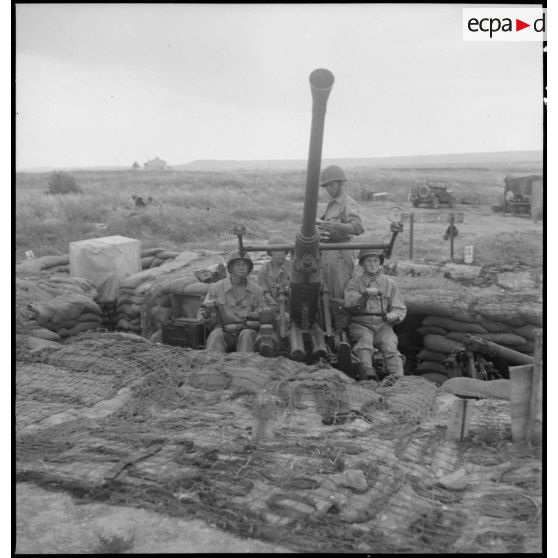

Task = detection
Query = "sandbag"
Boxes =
[474,304,528,327]
[423,334,464,355]
[160,275,199,295]
[141,247,165,257]
[478,318,515,334]
[442,377,510,400]
[150,258,164,268]
[150,306,172,323]
[117,294,146,306]
[116,318,141,331]
[417,349,447,363]
[141,256,154,269]
[420,371,448,385]
[416,361,448,373]
[482,333,528,347]
[30,328,61,342]
[446,332,469,343]
[77,312,102,323]
[116,302,143,316]
[515,324,540,342]
[156,250,179,260]
[57,321,101,338]
[417,326,447,336]
[26,336,61,352]
[33,294,101,326]
[422,316,487,334]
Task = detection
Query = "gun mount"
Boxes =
[230,69,403,378]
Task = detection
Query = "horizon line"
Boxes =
[16,148,543,172]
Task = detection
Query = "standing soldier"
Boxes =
[344,248,406,381]
[317,165,364,299]
[199,251,264,353]
[316,165,364,359]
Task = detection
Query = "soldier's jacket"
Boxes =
[201,277,264,324]
[321,192,364,242]
[344,271,407,328]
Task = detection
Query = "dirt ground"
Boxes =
[15,483,290,554]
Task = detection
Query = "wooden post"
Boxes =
[527,329,543,445]
[449,212,455,261]
[446,398,475,441]
[409,213,414,259]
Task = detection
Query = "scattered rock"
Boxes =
[437,468,468,491]
[441,263,482,281]
[496,271,536,290]
[330,469,368,492]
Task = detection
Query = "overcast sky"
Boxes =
[15,3,544,169]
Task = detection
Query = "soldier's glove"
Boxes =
[385,312,400,324]
[365,287,380,297]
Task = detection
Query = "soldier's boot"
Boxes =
[383,352,405,385]
[355,349,378,382]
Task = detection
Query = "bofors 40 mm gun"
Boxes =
[232,68,403,379]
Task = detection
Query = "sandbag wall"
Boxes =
[16,276,102,352]
[113,252,227,339]
[396,270,542,381]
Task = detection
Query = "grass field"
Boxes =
[15,160,543,267]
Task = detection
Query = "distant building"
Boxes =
[144,157,168,171]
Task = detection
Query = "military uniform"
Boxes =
[320,191,364,298]
[201,276,264,353]
[344,271,406,376]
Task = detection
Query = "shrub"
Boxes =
[47,171,82,195]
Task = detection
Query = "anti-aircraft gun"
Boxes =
[234,68,403,379]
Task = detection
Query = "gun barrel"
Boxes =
[463,335,533,365]
[300,68,335,240]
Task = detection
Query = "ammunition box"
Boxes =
[162,318,206,349]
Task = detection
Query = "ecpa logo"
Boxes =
[463,8,546,41]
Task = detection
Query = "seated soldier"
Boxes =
[199,251,264,353]
[257,236,291,309]
[344,248,407,381]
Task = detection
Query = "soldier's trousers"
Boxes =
[320,249,356,299]
[205,327,256,353]
[349,321,404,376]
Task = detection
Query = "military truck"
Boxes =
[410,180,456,209]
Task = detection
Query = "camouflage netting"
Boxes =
[16,332,542,553]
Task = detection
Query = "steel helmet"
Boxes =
[358,248,385,265]
[267,236,289,255]
[319,165,347,187]
[226,251,254,273]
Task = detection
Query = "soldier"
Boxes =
[344,248,406,381]
[317,165,364,301]
[199,251,264,353]
[257,236,291,309]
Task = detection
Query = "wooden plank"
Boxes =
[527,329,543,445]
[509,364,534,442]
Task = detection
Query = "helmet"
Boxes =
[319,165,347,187]
[358,248,384,265]
[267,236,289,254]
[226,251,253,273]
